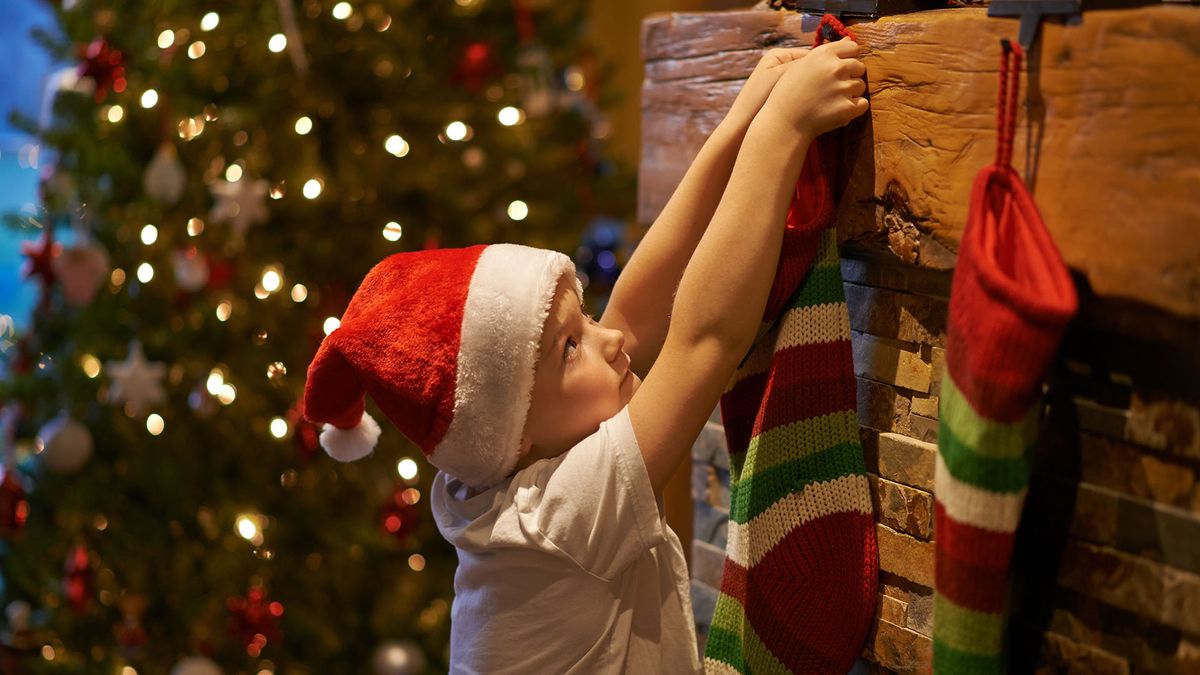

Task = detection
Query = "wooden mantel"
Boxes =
[639,5,1200,323]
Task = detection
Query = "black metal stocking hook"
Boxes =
[987,0,1082,51]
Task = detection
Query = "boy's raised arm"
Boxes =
[601,48,812,377]
[628,39,868,495]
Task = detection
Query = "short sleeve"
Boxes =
[511,405,666,581]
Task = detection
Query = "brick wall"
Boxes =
[687,251,1200,672]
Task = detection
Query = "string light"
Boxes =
[382,221,402,241]
[397,458,418,480]
[507,200,528,221]
[140,224,158,245]
[200,12,220,31]
[269,417,288,439]
[80,354,101,378]
[146,414,165,436]
[268,34,287,53]
[225,164,243,182]
[157,30,175,49]
[294,116,313,135]
[136,263,154,283]
[188,41,206,59]
[384,134,409,157]
[206,368,226,395]
[290,284,308,302]
[236,514,264,546]
[322,317,340,335]
[218,383,237,405]
[565,65,586,92]
[444,121,470,142]
[216,301,232,322]
[408,554,426,572]
[187,217,205,236]
[497,106,524,126]
[140,90,159,109]
[111,268,126,286]
[303,179,323,199]
[104,105,125,123]
[332,2,353,20]
[261,266,282,293]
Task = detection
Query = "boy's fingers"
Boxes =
[829,38,862,58]
[841,58,867,78]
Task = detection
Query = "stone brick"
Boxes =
[1037,632,1130,675]
[930,347,946,396]
[690,580,719,627]
[908,414,939,444]
[1081,433,1198,512]
[1071,484,1118,546]
[865,618,932,673]
[852,332,933,393]
[1075,397,1131,441]
[1041,593,1181,674]
[1128,391,1200,462]
[879,593,907,626]
[1115,490,1200,576]
[869,474,933,540]
[904,587,934,637]
[877,523,934,587]
[857,378,913,435]
[1057,539,1200,635]
[694,501,729,546]
[691,539,726,590]
[876,432,936,491]
[692,420,727,465]
[843,282,948,349]
[910,393,939,419]
[707,466,730,511]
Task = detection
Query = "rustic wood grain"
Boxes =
[639,6,1200,319]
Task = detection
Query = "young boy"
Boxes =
[303,37,867,673]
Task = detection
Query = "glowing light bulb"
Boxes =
[140,224,158,245]
[216,301,232,322]
[445,121,468,141]
[225,164,243,182]
[269,417,288,438]
[137,263,155,283]
[332,2,352,19]
[291,284,308,302]
[507,200,529,221]
[261,268,282,292]
[294,116,313,135]
[237,515,258,540]
[201,12,220,31]
[385,134,409,157]
[268,34,287,53]
[397,458,418,480]
[106,105,125,123]
[147,414,165,436]
[497,106,523,126]
[141,89,159,109]
[157,30,175,49]
[323,317,341,335]
[382,221,402,241]
[303,179,323,199]
[188,41,206,59]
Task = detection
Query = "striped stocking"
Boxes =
[704,18,878,672]
[932,40,1077,673]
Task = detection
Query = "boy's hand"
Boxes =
[756,38,868,141]
[724,47,812,130]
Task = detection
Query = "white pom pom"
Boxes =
[319,412,381,462]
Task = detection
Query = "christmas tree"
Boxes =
[0,0,634,672]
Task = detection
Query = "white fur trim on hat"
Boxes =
[320,411,381,462]
[430,244,580,489]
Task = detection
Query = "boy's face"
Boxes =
[516,273,640,470]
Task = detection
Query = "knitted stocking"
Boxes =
[932,41,1077,673]
[703,16,879,674]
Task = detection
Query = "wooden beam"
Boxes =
[639,6,1200,320]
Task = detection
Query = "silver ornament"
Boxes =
[36,413,94,474]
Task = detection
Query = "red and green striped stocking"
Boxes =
[704,18,878,673]
[932,40,1077,673]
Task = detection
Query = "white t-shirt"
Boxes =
[430,405,702,674]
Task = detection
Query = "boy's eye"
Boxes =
[563,337,578,361]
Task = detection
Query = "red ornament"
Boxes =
[380,487,421,543]
[0,471,29,539]
[21,228,61,310]
[227,585,283,658]
[452,41,498,92]
[63,544,93,613]
[77,39,127,103]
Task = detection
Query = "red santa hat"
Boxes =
[302,243,580,490]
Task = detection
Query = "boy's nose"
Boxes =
[603,327,625,362]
